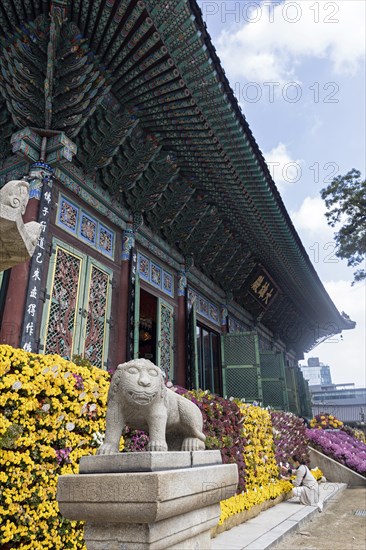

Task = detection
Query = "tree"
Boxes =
[321,169,366,285]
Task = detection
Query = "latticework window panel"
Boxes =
[83,266,110,369]
[45,247,82,359]
[158,300,174,380]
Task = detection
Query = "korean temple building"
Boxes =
[0,0,355,417]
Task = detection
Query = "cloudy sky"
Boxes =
[197,0,365,387]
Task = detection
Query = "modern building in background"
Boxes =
[311,384,366,427]
[0,0,356,419]
[301,358,366,426]
[299,357,332,387]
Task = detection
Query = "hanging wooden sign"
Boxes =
[247,266,278,309]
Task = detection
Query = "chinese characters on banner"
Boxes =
[127,246,138,361]
[248,267,278,308]
[20,164,54,352]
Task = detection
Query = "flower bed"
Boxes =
[0,345,110,549]
[311,467,324,481]
[1,346,314,547]
[176,388,248,492]
[270,410,309,467]
[342,424,366,444]
[240,404,280,491]
[306,428,366,476]
[310,413,343,430]
[166,390,295,530]
[218,478,292,526]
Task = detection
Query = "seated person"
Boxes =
[282,454,323,512]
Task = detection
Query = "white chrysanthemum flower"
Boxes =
[92,431,105,446]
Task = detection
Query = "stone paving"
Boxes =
[274,486,366,550]
[211,483,347,550]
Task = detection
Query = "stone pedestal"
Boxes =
[57,451,238,549]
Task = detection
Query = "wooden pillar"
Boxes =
[0,193,40,347]
[117,224,135,365]
[176,268,187,387]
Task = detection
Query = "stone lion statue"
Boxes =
[0,179,30,214]
[0,179,42,271]
[97,359,206,454]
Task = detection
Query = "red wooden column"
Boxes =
[176,268,187,387]
[0,189,41,347]
[116,223,135,365]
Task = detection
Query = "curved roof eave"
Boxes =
[187,0,355,333]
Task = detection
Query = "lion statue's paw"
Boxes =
[97,443,119,455]
[147,441,168,452]
[181,437,205,451]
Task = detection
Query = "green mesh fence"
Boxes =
[225,366,261,401]
[260,352,282,378]
[223,332,258,365]
[221,332,262,402]
[260,351,289,410]
[295,367,313,417]
[285,367,299,415]
[262,380,286,408]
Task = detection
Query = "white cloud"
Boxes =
[264,142,303,191]
[309,115,323,136]
[292,207,364,388]
[290,195,333,235]
[324,280,365,318]
[289,196,352,282]
[216,0,366,83]
[303,280,366,387]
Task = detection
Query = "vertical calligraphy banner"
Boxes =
[20,163,54,352]
[126,246,137,362]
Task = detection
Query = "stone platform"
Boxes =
[79,450,223,473]
[57,451,238,549]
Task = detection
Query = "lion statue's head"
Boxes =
[114,359,166,406]
[0,179,29,214]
